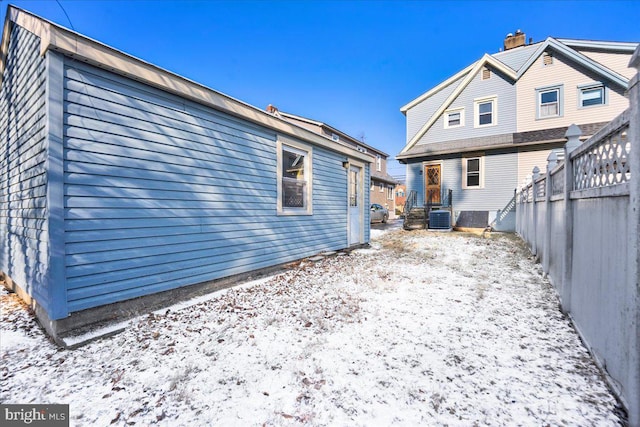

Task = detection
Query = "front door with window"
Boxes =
[424,164,441,204]
[348,165,363,245]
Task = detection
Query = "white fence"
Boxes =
[516,50,640,426]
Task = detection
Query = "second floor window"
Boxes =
[579,84,605,107]
[536,85,563,119]
[444,108,464,129]
[376,155,382,172]
[474,97,496,127]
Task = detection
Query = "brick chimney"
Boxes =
[266,104,279,114]
[504,30,526,51]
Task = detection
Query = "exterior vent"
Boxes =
[543,52,553,66]
[482,67,491,80]
[429,210,451,230]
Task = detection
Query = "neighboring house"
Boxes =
[0,6,372,344]
[395,184,407,215]
[397,30,638,230]
[267,107,399,218]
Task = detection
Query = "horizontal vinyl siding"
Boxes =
[575,50,636,80]
[405,75,465,143]
[517,145,563,186]
[63,60,349,312]
[0,25,49,305]
[417,66,516,145]
[447,151,518,212]
[517,52,629,133]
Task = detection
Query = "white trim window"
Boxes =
[536,85,563,119]
[579,83,605,108]
[444,107,465,129]
[277,139,313,215]
[376,155,382,172]
[387,185,394,200]
[462,156,484,189]
[474,96,497,128]
[379,182,384,192]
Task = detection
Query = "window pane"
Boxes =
[283,150,304,180]
[283,179,305,207]
[479,102,492,114]
[467,158,480,173]
[540,103,558,116]
[479,113,492,125]
[582,88,603,106]
[540,90,558,104]
[282,147,307,209]
[467,173,480,187]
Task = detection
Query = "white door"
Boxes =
[349,165,363,245]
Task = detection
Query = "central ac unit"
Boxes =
[429,210,451,230]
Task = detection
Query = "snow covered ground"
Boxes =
[1,225,623,426]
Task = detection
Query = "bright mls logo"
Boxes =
[1,405,69,426]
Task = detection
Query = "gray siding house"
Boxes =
[398,31,637,230]
[0,6,371,342]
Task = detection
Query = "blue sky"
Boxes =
[2,0,640,178]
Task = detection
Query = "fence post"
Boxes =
[542,152,557,276]
[531,167,540,256]
[626,47,640,427]
[561,124,582,314]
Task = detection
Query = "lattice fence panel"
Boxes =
[551,166,565,196]
[573,125,631,190]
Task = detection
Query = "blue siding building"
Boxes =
[0,6,371,342]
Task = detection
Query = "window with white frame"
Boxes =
[376,155,382,172]
[277,140,312,215]
[379,182,384,192]
[444,108,464,129]
[462,156,484,189]
[474,97,497,127]
[331,133,340,142]
[536,85,563,119]
[387,185,394,200]
[579,83,605,108]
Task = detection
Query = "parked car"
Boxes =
[370,204,389,223]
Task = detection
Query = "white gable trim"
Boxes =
[399,54,517,155]
[400,63,475,113]
[517,38,630,89]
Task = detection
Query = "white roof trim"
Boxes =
[1,6,372,163]
[516,37,630,88]
[399,54,517,155]
[400,63,475,113]
[557,38,638,52]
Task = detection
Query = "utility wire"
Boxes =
[55,0,75,31]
